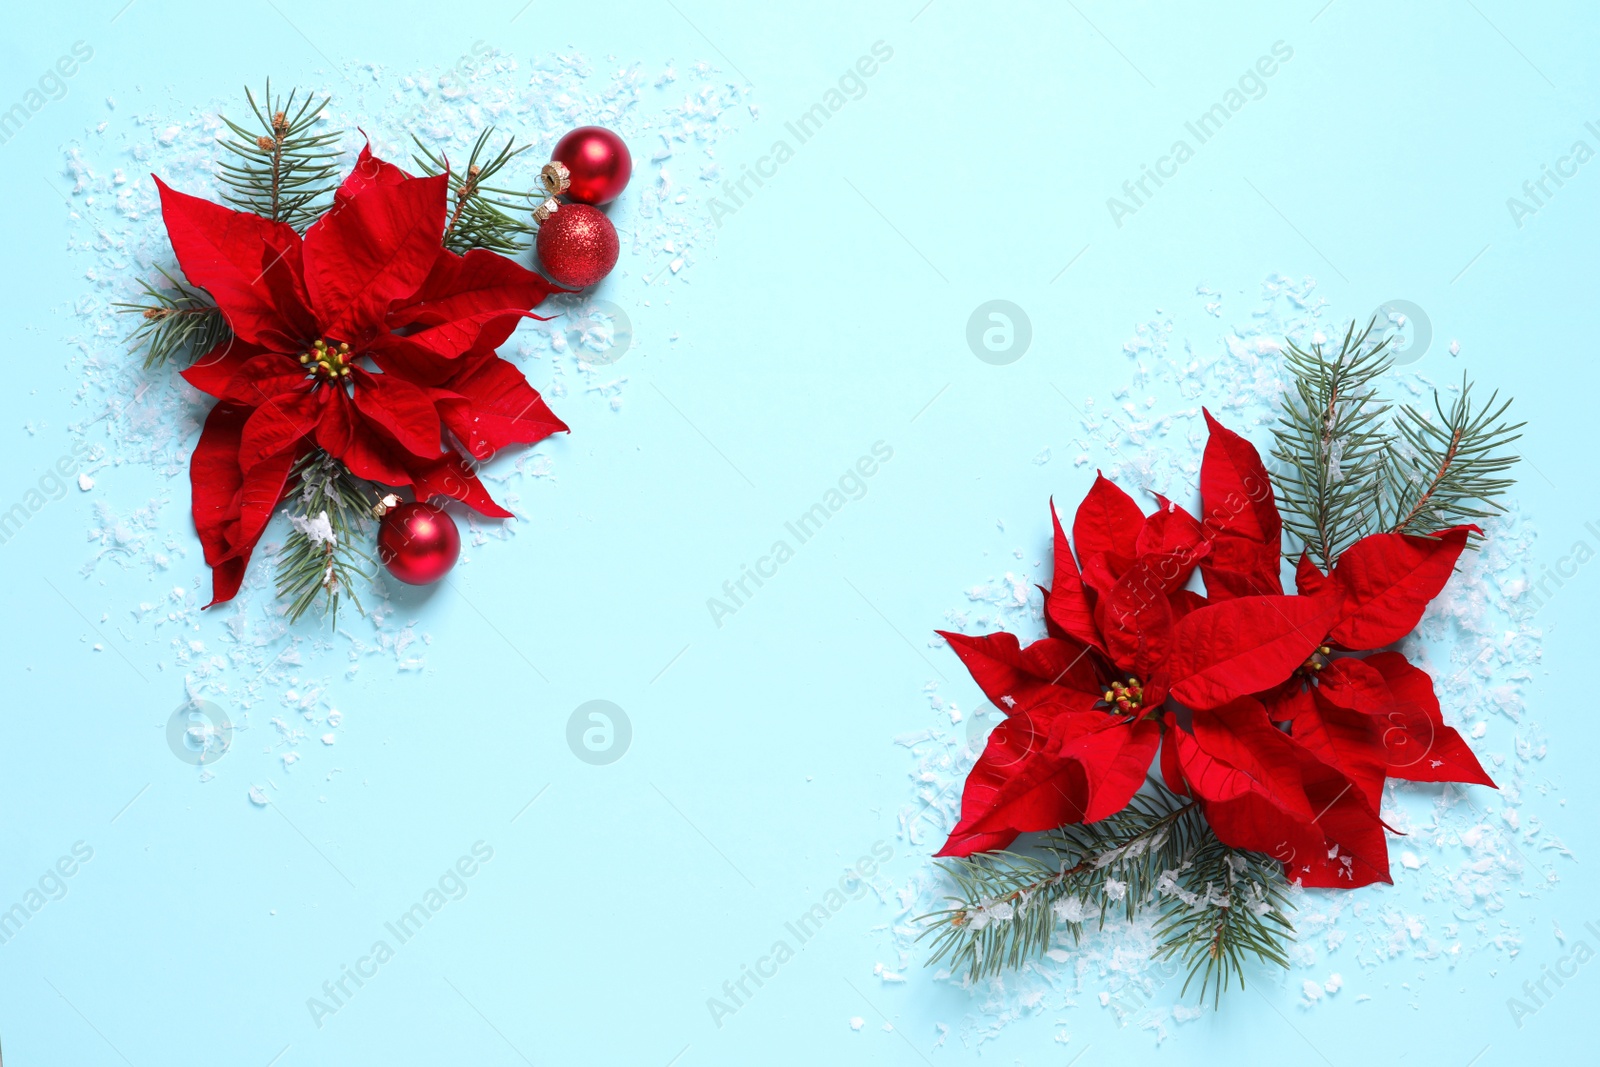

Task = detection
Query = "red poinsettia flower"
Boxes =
[936,411,1494,889]
[1155,412,1494,887]
[935,473,1340,858]
[155,147,566,606]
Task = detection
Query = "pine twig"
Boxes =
[1383,373,1523,536]
[917,782,1294,996]
[113,267,232,368]
[1270,319,1395,570]
[275,451,379,624]
[413,128,536,254]
[217,80,344,230]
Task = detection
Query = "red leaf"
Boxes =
[1295,552,1331,597]
[406,452,513,518]
[1045,499,1103,652]
[937,630,1100,714]
[435,354,569,459]
[1321,652,1495,787]
[190,403,249,568]
[238,392,319,471]
[1328,527,1476,650]
[1199,533,1283,599]
[1168,594,1341,709]
[351,368,443,459]
[1073,473,1143,591]
[936,709,1087,856]
[1283,682,1389,812]
[154,177,307,346]
[1180,700,1391,888]
[208,352,307,407]
[334,142,410,206]
[391,246,560,327]
[1094,557,1176,680]
[181,338,270,399]
[1198,408,1280,548]
[936,710,1158,856]
[301,173,449,341]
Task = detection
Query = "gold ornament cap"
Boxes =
[540,160,571,195]
[533,197,561,223]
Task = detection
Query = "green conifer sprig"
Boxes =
[1270,318,1523,567]
[1270,321,1395,570]
[918,781,1294,999]
[1382,376,1524,536]
[413,128,536,255]
[217,80,344,230]
[113,267,232,369]
[275,450,378,624]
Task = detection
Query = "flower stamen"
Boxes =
[300,339,353,382]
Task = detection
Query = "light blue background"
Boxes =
[2,1,1597,1064]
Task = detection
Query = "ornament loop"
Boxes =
[540,161,571,196]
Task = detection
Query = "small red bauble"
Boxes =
[377,501,460,585]
[537,204,619,288]
[551,126,631,205]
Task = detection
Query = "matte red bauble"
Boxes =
[551,126,632,205]
[377,501,460,585]
[536,204,619,288]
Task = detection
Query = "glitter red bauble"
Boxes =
[537,204,619,288]
[551,126,631,205]
[377,501,460,585]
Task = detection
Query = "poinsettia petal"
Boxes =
[1073,473,1144,591]
[153,177,306,346]
[1322,652,1495,787]
[1199,533,1284,599]
[334,142,411,205]
[435,353,568,459]
[190,403,250,568]
[389,246,560,327]
[351,368,443,459]
[1328,526,1477,650]
[937,630,1100,714]
[1295,552,1332,597]
[212,352,308,406]
[1053,714,1161,822]
[238,392,319,471]
[936,709,1089,857]
[1136,495,1205,561]
[406,452,513,518]
[301,172,449,341]
[1286,683,1389,812]
[256,235,317,345]
[1168,594,1342,709]
[1045,499,1103,651]
[181,337,271,399]
[1198,408,1281,548]
[1095,558,1175,680]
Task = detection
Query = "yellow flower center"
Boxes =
[299,339,352,381]
[1102,677,1144,714]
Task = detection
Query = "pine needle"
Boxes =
[917,781,1295,999]
[217,80,344,230]
[414,127,536,254]
[275,451,379,625]
[113,267,232,369]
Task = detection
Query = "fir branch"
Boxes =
[1382,374,1523,536]
[217,80,343,230]
[413,128,536,254]
[917,782,1294,995]
[275,451,378,624]
[1270,320,1396,570]
[113,267,232,368]
[1151,827,1296,1006]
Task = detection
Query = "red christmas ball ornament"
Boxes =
[377,500,460,585]
[551,126,631,205]
[536,203,619,288]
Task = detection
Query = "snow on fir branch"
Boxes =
[275,451,377,624]
[918,782,1294,1002]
